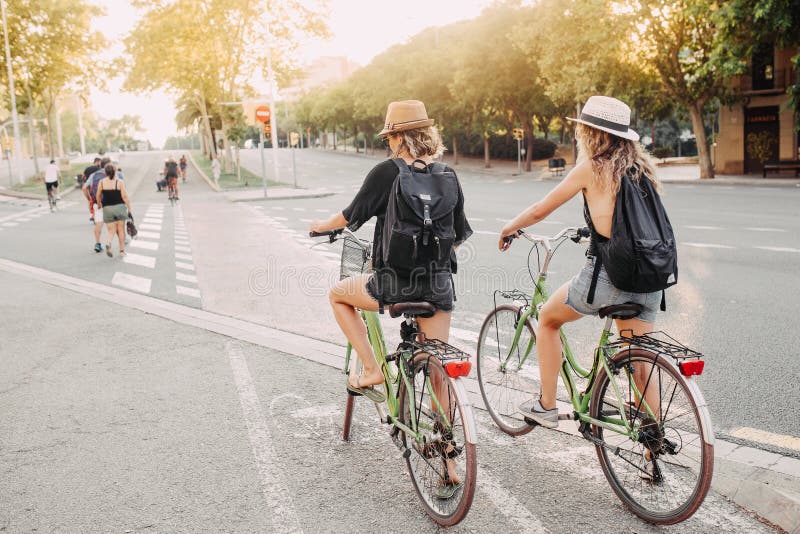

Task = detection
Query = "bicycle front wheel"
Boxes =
[398,353,477,526]
[590,348,714,524]
[476,304,538,436]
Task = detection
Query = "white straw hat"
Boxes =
[566,96,639,141]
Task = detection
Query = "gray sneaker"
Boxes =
[518,398,558,428]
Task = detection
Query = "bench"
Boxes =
[548,157,566,176]
[763,160,800,178]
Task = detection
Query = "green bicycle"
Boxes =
[310,227,477,526]
[476,226,714,525]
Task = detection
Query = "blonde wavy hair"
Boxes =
[575,123,660,193]
[389,125,446,159]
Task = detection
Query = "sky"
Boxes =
[89,0,494,149]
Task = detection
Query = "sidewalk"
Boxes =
[306,147,800,187]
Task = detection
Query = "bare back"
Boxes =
[582,173,616,238]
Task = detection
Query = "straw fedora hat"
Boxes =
[566,96,639,141]
[378,100,435,137]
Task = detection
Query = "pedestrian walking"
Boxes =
[211,155,220,184]
[82,157,102,221]
[96,163,132,258]
[83,157,111,252]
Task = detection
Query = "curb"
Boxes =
[0,182,82,201]
[227,191,335,202]
[187,153,221,192]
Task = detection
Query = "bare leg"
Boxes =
[329,274,382,387]
[536,282,583,410]
[105,222,114,248]
[417,312,461,483]
[616,317,659,418]
[94,220,103,244]
[116,221,125,251]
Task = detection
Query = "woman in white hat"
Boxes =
[311,101,472,396]
[498,95,664,428]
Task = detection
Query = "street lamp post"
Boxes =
[265,4,280,192]
[1,0,24,185]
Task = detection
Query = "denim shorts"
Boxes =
[565,257,661,323]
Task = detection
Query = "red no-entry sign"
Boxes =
[255,105,271,123]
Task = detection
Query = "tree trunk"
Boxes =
[355,127,360,153]
[560,122,566,145]
[198,94,215,158]
[524,123,534,172]
[343,127,347,152]
[333,127,337,150]
[688,102,714,179]
[451,135,459,165]
[483,133,490,168]
[651,122,656,150]
[220,121,233,173]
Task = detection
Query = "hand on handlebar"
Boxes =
[499,226,522,251]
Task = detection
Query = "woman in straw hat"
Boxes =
[498,95,664,429]
[311,101,471,395]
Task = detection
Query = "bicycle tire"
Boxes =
[590,348,714,524]
[476,304,538,436]
[398,352,476,526]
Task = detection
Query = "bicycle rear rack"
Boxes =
[605,330,704,363]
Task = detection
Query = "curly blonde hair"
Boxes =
[575,123,660,193]
[390,125,445,159]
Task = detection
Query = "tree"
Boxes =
[0,0,105,159]
[625,0,746,178]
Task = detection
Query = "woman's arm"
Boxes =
[120,182,131,212]
[96,181,104,208]
[498,161,591,250]
[310,212,348,234]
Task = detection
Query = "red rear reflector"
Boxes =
[444,361,472,378]
[679,360,704,377]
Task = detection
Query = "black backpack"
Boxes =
[382,158,459,276]
[587,172,677,309]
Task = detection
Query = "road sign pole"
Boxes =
[259,130,267,198]
[292,145,297,188]
[517,138,521,174]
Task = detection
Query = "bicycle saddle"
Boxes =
[388,301,437,318]
[598,303,643,319]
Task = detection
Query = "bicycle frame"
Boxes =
[496,230,657,439]
[343,310,465,444]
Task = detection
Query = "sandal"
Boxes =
[346,376,385,403]
[435,479,463,500]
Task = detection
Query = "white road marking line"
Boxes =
[142,219,163,226]
[175,252,193,261]
[681,242,734,249]
[449,327,478,343]
[16,217,32,222]
[292,207,305,211]
[176,271,198,283]
[745,227,786,233]
[130,240,159,251]
[273,216,288,221]
[478,465,547,533]
[755,246,800,253]
[136,231,160,240]
[730,427,800,452]
[175,239,190,246]
[111,271,151,293]
[176,261,195,271]
[226,341,302,533]
[139,223,161,231]
[143,213,163,219]
[685,225,723,230]
[473,230,496,236]
[0,205,48,223]
[299,218,312,223]
[272,206,285,210]
[1,222,18,227]
[314,209,329,213]
[122,253,156,269]
[175,245,191,253]
[176,285,201,298]
[470,217,485,222]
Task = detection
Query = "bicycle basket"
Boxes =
[340,236,371,280]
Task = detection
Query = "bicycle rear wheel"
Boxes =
[398,353,477,526]
[476,304,538,436]
[590,348,714,524]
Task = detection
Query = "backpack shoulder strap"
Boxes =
[391,158,409,175]
[430,161,447,174]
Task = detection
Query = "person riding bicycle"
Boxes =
[163,156,179,199]
[179,154,188,182]
[499,96,666,429]
[44,159,61,201]
[311,100,472,398]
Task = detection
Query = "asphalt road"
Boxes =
[0,149,793,531]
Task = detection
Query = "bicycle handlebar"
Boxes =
[504,226,590,247]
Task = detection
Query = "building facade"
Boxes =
[716,46,799,175]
